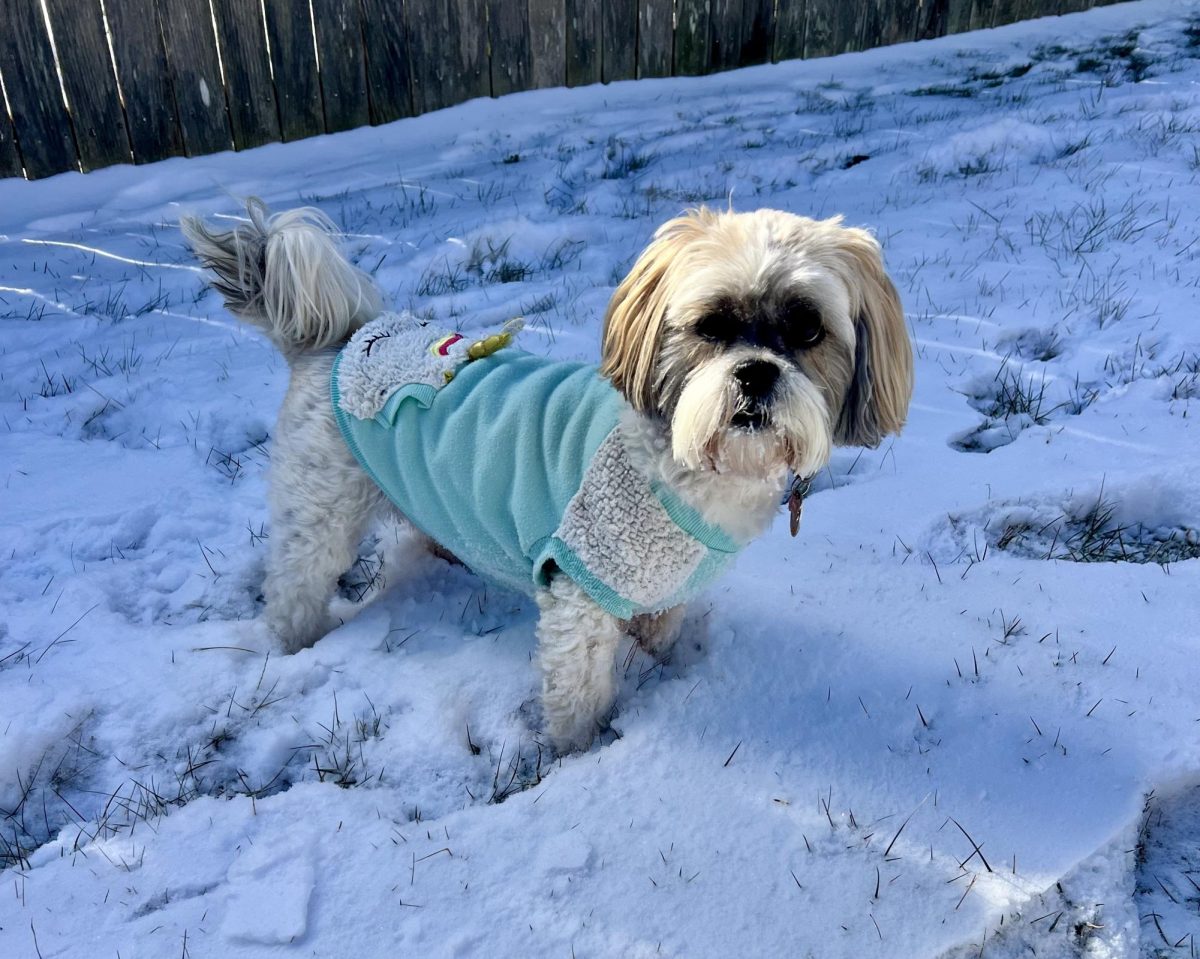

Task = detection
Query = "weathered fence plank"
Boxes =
[990,0,1037,26]
[740,0,777,64]
[774,0,807,62]
[637,0,674,78]
[990,0,1015,24]
[915,0,950,40]
[966,0,993,30]
[44,0,130,171]
[709,0,744,72]
[565,0,602,85]
[105,0,183,164]
[602,0,637,82]
[210,0,281,149]
[359,0,415,123]
[675,0,711,75]
[945,0,975,33]
[489,0,531,96]
[264,1,323,142]
[158,0,233,157]
[804,0,863,57]
[406,0,489,112]
[0,0,79,177]
[0,102,22,178]
[313,0,371,133]
[860,0,917,48]
[529,0,566,88]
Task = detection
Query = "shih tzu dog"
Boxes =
[182,201,912,750]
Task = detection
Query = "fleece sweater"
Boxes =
[330,313,741,619]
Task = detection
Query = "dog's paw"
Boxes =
[544,704,616,753]
[269,614,335,655]
[546,721,599,754]
[278,632,320,655]
[541,671,617,753]
[517,698,582,759]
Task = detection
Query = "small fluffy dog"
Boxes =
[182,201,912,749]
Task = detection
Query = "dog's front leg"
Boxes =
[536,576,624,751]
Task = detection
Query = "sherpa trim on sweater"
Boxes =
[331,314,741,618]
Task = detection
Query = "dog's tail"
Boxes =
[181,198,381,356]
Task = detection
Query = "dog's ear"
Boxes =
[829,227,913,447]
[601,210,715,411]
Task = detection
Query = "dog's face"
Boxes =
[601,209,913,480]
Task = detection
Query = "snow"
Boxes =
[2,1,1199,956]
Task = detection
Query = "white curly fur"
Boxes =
[536,576,627,749]
[263,352,385,653]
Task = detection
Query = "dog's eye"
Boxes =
[780,299,825,350]
[695,303,741,345]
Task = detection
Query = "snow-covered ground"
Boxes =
[2,2,1199,956]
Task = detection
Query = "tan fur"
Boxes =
[827,227,914,446]
[603,207,912,460]
[600,212,716,411]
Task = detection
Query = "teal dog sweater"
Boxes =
[330,313,741,619]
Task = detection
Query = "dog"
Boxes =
[182,200,913,750]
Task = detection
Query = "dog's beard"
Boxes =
[668,353,832,479]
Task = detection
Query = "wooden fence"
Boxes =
[0,0,1126,180]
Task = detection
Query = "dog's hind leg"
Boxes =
[536,576,625,751]
[265,487,377,653]
[264,356,383,653]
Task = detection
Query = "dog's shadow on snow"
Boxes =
[327,525,541,656]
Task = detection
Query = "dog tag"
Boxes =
[787,476,810,537]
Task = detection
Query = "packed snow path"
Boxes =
[2,2,1199,956]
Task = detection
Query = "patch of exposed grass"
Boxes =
[36,360,76,398]
[520,291,558,316]
[794,90,841,114]
[909,83,978,99]
[1026,196,1164,258]
[338,548,385,603]
[543,181,588,215]
[0,715,103,870]
[972,62,1033,86]
[308,694,389,789]
[540,238,585,272]
[643,176,729,204]
[1006,328,1065,363]
[485,739,545,804]
[1073,31,1156,85]
[601,137,654,179]
[1054,133,1093,160]
[970,488,1200,566]
[415,258,471,297]
[979,368,1053,422]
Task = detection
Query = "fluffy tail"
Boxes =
[181,198,381,355]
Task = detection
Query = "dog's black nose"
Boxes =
[734,360,779,401]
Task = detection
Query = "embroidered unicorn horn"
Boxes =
[466,317,525,361]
